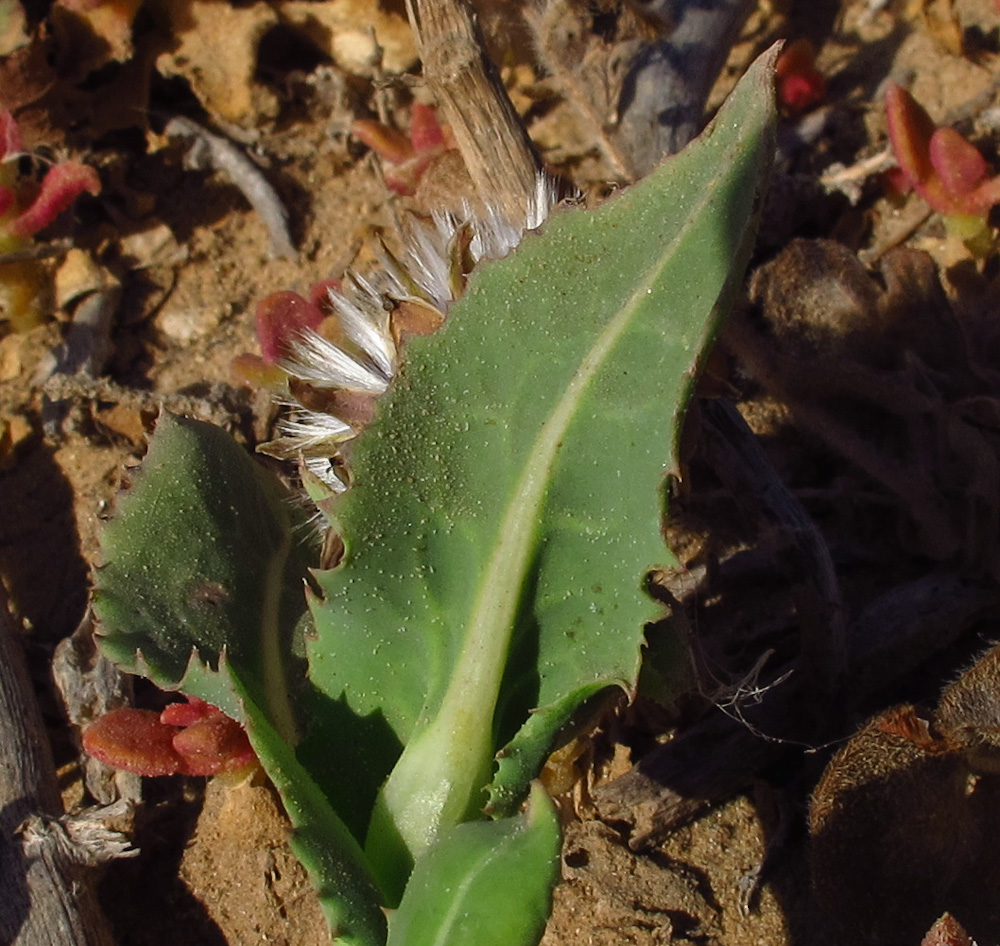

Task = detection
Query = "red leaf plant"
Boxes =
[775,39,826,114]
[885,82,1000,252]
[0,109,101,330]
[0,109,101,242]
[351,103,451,195]
[83,696,256,777]
[232,282,339,388]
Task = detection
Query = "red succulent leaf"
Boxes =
[885,82,1000,220]
[308,278,343,316]
[409,103,446,152]
[172,713,256,776]
[85,699,256,777]
[8,160,100,238]
[883,165,913,198]
[778,74,825,113]
[160,695,215,727]
[0,186,16,218]
[966,174,1000,217]
[0,110,22,160]
[775,39,826,113]
[929,127,988,197]
[82,708,183,776]
[352,106,451,195]
[255,290,325,364]
[351,119,414,165]
[885,82,937,189]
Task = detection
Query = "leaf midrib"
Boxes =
[435,158,729,722]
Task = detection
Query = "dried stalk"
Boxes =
[405,0,544,221]
[0,584,114,946]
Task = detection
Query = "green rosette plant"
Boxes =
[90,47,779,946]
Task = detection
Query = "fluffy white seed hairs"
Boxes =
[260,174,561,496]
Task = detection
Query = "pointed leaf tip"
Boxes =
[930,127,988,197]
[886,82,936,188]
[9,161,100,238]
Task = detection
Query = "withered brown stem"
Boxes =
[0,584,115,946]
[405,0,544,222]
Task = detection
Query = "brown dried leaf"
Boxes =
[94,403,152,446]
[49,0,144,79]
[935,644,1000,771]
[809,704,974,944]
[155,0,278,124]
[275,0,417,76]
[731,239,1000,573]
[810,644,1000,945]
[0,36,58,138]
[907,0,964,56]
[54,249,119,311]
[0,412,32,468]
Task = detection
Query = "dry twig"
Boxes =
[404,0,544,220]
[0,584,115,946]
[165,116,296,260]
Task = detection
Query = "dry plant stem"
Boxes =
[164,116,296,261]
[727,317,992,567]
[405,0,544,220]
[859,204,933,265]
[699,398,847,712]
[0,585,114,946]
[594,387,1000,845]
[846,572,1000,702]
[593,707,786,849]
[39,285,122,436]
[523,2,636,182]
[613,0,756,175]
[0,240,73,265]
[594,569,999,847]
[818,148,894,197]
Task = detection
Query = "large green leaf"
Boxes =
[386,783,560,946]
[94,413,310,733]
[93,414,388,946]
[92,47,778,946]
[307,47,778,897]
